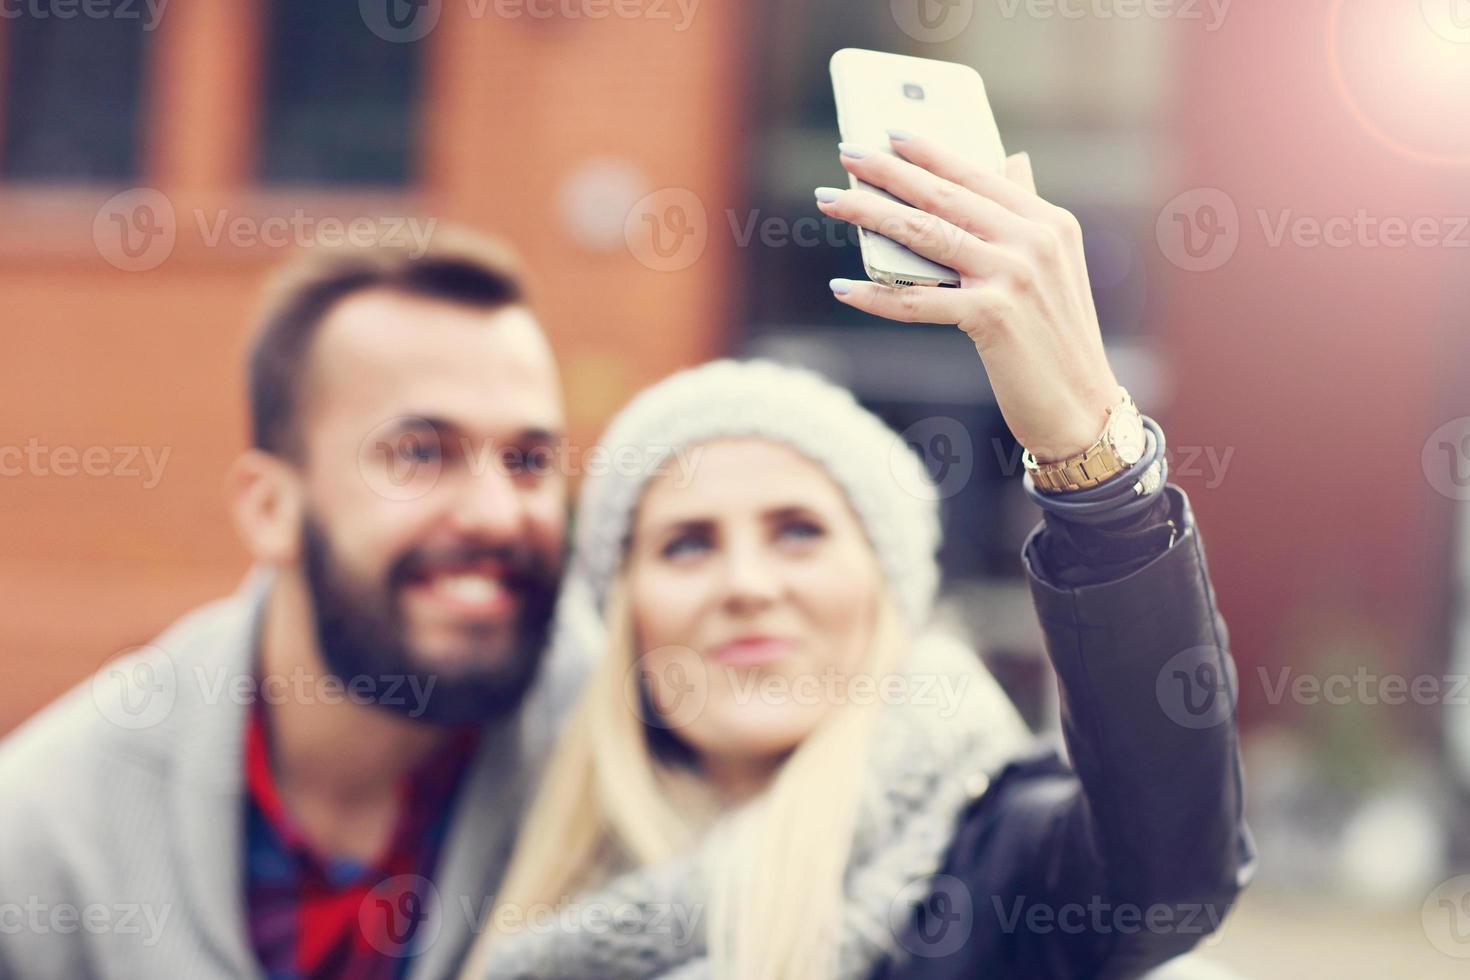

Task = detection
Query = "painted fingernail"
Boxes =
[887,129,913,142]
[838,142,869,159]
[814,187,842,203]
[829,278,854,295]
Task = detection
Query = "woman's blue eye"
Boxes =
[779,519,824,541]
[662,533,710,559]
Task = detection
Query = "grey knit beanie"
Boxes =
[570,358,942,627]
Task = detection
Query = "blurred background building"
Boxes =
[3,0,1469,974]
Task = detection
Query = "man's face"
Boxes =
[292,289,567,724]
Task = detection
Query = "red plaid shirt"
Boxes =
[244,702,479,980]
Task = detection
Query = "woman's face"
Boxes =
[625,438,883,784]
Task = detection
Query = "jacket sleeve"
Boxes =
[879,486,1255,980]
[1014,484,1254,977]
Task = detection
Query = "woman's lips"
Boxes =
[708,635,795,667]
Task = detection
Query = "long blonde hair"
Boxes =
[460,565,912,980]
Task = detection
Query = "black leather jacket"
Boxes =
[877,486,1255,979]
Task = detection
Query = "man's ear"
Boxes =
[225,449,305,566]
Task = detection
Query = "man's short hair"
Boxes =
[247,228,527,460]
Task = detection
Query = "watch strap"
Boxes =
[1023,439,1130,493]
[1022,389,1142,493]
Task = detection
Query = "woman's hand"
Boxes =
[817,134,1121,463]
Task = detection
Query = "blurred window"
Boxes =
[258,2,423,186]
[1,11,151,182]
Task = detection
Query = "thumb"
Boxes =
[1004,151,1036,194]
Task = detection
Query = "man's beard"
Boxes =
[300,512,561,726]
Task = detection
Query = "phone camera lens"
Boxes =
[902,83,925,101]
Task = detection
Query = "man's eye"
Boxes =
[502,445,553,477]
[500,447,528,472]
[396,435,439,463]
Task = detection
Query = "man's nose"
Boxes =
[446,463,523,540]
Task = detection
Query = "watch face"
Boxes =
[1109,409,1147,465]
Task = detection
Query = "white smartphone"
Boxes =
[830,48,1007,288]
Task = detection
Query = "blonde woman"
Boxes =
[463,138,1251,980]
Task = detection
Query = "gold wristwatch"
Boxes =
[1022,389,1148,493]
